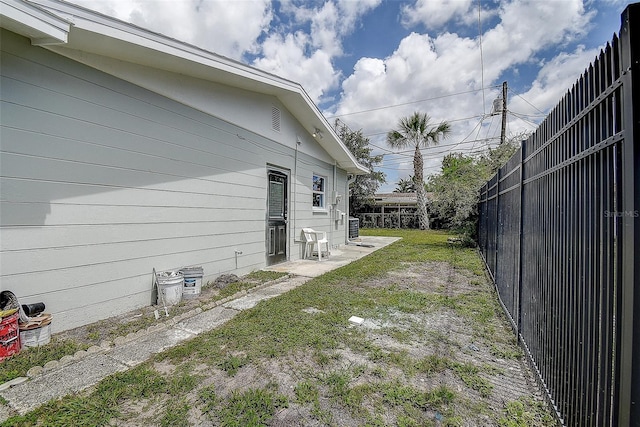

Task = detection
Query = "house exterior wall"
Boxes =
[0,29,348,332]
[56,49,338,168]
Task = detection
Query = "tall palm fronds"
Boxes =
[386,112,451,229]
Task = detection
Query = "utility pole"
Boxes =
[500,81,507,144]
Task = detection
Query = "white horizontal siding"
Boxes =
[2,229,262,276]
[1,221,262,251]
[0,30,289,331]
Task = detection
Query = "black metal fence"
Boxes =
[354,211,418,229]
[478,4,639,426]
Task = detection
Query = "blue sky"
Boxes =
[70,0,625,191]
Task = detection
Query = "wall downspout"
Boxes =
[332,161,337,248]
[292,136,300,254]
[345,173,356,244]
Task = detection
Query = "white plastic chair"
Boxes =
[302,228,330,261]
[302,228,315,260]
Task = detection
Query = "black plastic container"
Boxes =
[21,303,45,317]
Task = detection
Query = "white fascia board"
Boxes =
[287,92,369,175]
[70,20,296,93]
[0,0,70,44]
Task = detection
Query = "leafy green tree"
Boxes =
[335,120,385,213]
[429,153,483,229]
[428,136,522,236]
[387,112,451,229]
[478,133,526,172]
[393,176,416,193]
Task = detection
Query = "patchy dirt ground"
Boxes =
[9,261,552,426]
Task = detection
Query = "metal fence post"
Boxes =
[494,168,500,282]
[618,4,640,426]
[516,144,524,338]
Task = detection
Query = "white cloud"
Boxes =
[253,32,339,102]
[310,1,342,54]
[336,0,382,31]
[252,0,381,103]
[336,31,482,134]
[401,0,473,29]
[510,45,600,121]
[481,0,594,73]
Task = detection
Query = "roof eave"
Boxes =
[0,0,70,44]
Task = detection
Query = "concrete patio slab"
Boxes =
[175,306,238,335]
[265,237,400,277]
[110,328,195,367]
[224,276,311,310]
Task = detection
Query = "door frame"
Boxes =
[266,165,290,265]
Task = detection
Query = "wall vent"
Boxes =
[272,106,281,132]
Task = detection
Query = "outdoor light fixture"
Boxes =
[312,127,323,139]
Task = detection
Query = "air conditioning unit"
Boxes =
[348,217,359,239]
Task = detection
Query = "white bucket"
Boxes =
[181,266,203,299]
[20,324,51,348]
[157,271,184,306]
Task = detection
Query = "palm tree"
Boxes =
[387,112,451,229]
[393,176,416,193]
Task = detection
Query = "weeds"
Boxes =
[218,354,248,376]
[216,281,259,300]
[94,365,167,402]
[215,271,287,301]
[294,380,318,405]
[415,354,451,375]
[490,343,522,359]
[167,367,201,395]
[498,397,556,426]
[451,362,494,398]
[322,369,352,401]
[159,398,189,427]
[197,384,218,414]
[244,270,287,283]
[214,387,288,427]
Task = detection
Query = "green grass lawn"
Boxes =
[2,230,554,427]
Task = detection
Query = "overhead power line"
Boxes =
[362,113,486,139]
[509,111,541,128]
[369,105,537,163]
[371,128,487,157]
[378,145,499,171]
[509,111,546,118]
[371,115,489,167]
[380,137,500,165]
[327,86,501,120]
[508,86,546,115]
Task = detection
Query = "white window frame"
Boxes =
[312,174,327,210]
